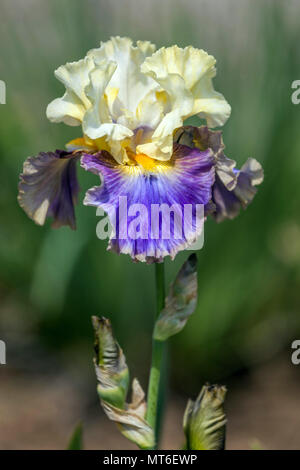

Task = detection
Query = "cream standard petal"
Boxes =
[81,60,134,163]
[142,45,231,128]
[46,56,95,126]
[88,37,157,116]
[193,75,231,128]
[47,38,231,164]
[135,90,164,130]
[82,61,117,137]
[136,115,179,160]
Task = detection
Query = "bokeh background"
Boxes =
[1,0,300,450]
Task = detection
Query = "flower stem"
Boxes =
[146,262,166,448]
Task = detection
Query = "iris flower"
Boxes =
[18,37,263,263]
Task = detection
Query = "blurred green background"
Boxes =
[0,0,300,449]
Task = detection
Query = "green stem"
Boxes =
[146,262,166,448]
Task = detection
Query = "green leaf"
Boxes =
[67,422,83,450]
[154,254,197,341]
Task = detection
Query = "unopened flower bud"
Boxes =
[92,317,154,449]
[183,384,227,450]
[154,254,197,341]
[92,316,129,409]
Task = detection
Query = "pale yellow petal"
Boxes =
[82,61,117,138]
[46,95,86,126]
[137,133,174,161]
[136,40,156,56]
[192,75,231,127]
[46,56,94,125]
[142,45,231,128]
[135,90,164,129]
[88,36,158,114]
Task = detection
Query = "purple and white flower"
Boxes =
[17,37,263,262]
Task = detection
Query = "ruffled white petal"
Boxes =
[141,45,231,127]
[137,46,223,159]
[192,75,231,128]
[136,133,174,161]
[136,108,182,160]
[142,46,215,89]
[47,38,231,163]
[88,37,157,115]
[46,56,94,126]
[135,91,164,129]
[82,61,118,138]
[138,45,231,159]
[46,96,86,127]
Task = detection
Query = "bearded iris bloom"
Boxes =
[18,37,263,262]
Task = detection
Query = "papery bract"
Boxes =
[92,316,129,409]
[183,384,227,450]
[92,316,154,449]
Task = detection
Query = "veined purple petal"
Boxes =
[212,157,264,222]
[175,125,264,222]
[81,145,215,263]
[175,125,237,190]
[18,150,80,229]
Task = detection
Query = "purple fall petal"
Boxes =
[18,150,80,229]
[81,144,215,263]
[175,125,264,222]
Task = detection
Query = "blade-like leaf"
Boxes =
[154,254,198,341]
[67,422,83,450]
